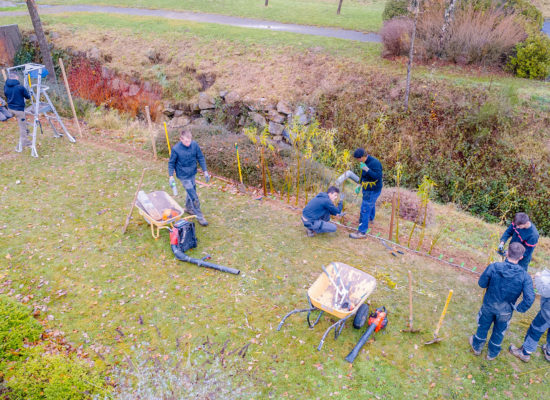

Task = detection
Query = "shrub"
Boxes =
[382,0,410,21]
[507,33,550,79]
[380,17,413,57]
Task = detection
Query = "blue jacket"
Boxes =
[302,192,343,221]
[4,79,30,111]
[360,155,383,194]
[500,222,539,269]
[168,141,207,180]
[479,260,535,314]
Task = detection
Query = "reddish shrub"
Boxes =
[380,17,414,58]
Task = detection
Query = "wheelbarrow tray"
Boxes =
[135,191,187,238]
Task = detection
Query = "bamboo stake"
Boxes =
[295,155,300,206]
[1,69,6,81]
[395,189,401,243]
[144,106,157,160]
[266,163,274,195]
[389,192,397,241]
[121,168,146,235]
[58,58,83,137]
[260,147,267,197]
[163,122,171,155]
[286,170,291,204]
[235,143,243,184]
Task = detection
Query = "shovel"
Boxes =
[424,289,453,345]
[402,270,420,333]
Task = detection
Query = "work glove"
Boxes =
[360,162,369,172]
[355,185,361,194]
[498,243,504,252]
[204,171,211,183]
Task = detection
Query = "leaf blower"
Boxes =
[345,306,388,363]
[169,220,240,275]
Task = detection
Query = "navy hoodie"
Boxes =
[4,79,30,111]
[360,155,383,194]
[168,141,207,180]
[479,260,535,314]
[500,222,539,269]
[302,192,343,221]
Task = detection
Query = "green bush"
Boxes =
[382,0,409,21]
[507,33,550,80]
[0,295,42,362]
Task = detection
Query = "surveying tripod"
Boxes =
[6,63,75,157]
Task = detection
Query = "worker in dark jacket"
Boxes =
[349,148,383,239]
[469,242,535,360]
[4,73,31,147]
[302,186,343,237]
[168,129,210,226]
[499,212,539,270]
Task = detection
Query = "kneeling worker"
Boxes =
[302,186,343,237]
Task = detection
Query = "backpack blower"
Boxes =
[345,306,388,363]
[169,220,240,275]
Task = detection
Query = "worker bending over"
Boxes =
[499,212,539,270]
[301,186,343,237]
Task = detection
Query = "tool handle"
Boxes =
[433,289,453,336]
[345,323,375,363]
[408,270,413,328]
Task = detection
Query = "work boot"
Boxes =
[486,354,497,361]
[349,231,367,239]
[306,229,315,237]
[509,345,530,362]
[542,344,550,362]
[197,217,209,227]
[469,336,481,356]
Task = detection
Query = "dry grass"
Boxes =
[532,0,550,18]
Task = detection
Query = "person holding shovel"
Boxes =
[301,186,344,237]
[168,128,210,226]
[499,212,539,270]
[469,242,535,361]
[349,148,383,239]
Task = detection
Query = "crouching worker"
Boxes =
[509,269,550,363]
[469,242,535,360]
[301,186,343,237]
[168,128,211,226]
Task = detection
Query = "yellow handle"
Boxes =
[433,289,453,336]
[163,122,171,155]
[235,142,243,184]
[27,74,32,88]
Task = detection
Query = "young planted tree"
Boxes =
[438,0,458,55]
[25,0,57,82]
[337,0,344,15]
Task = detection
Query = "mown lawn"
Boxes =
[39,0,386,32]
[0,122,548,398]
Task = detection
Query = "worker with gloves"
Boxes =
[301,186,344,237]
[499,212,539,270]
[168,128,210,226]
[469,242,535,361]
[349,148,383,239]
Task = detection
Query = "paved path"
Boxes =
[0,4,381,43]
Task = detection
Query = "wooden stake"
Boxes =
[163,122,171,155]
[389,192,397,241]
[58,58,83,137]
[122,168,146,235]
[1,69,6,81]
[261,147,267,197]
[144,106,157,160]
[235,143,243,184]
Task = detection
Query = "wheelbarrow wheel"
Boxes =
[353,304,370,329]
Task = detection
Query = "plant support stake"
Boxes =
[58,58,83,137]
[145,106,157,160]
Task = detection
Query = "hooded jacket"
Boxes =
[479,260,535,314]
[302,192,343,221]
[500,222,539,269]
[4,79,31,111]
[168,140,207,181]
[360,155,383,194]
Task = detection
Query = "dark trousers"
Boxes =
[522,310,550,354]
[358,190,381,234]
[179,177,203,218]
[472,306,513,358]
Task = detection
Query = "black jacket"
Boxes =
[500,222,539,269]
[168,141,207,180]
[302,192,343,221]
[360,155,383,193]
[4,79,30,111]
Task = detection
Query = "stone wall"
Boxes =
[0,24,22,67]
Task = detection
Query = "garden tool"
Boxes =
[424,289,453,345]
[345,306,388,363]
[402,271,420,333]
[334,170,360,188]
[379,239,404,257]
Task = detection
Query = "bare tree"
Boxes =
[337,0,344,15]
[404,0,420,110]
[25,0,56,82]
[438,0,457,56]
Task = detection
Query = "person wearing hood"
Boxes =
[301,186,343,237]
[0,95,14,121]
[469,242,535,360]
[499,212,539,270]
[4,73,31,147]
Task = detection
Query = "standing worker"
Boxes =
[499,212,539,270]
[3,73,31,149]
[168,128,211,226]
[301,186,344,237]
[349,148,383,239]
[469,242,535,360]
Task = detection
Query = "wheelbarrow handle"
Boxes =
[433,289,453,336]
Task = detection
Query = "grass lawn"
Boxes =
[1,121,549,398]
[38,0,387,32]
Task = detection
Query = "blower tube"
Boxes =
[171,245,240,275]
[345,323,376,363]
[335,170,360,188]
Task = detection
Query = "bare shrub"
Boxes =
[380,17,414,58]
[378,187,435,225]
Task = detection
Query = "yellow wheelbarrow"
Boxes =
[135,190,194,239]
[277,262,377,350]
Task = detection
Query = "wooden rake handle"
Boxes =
[433,289,453,336]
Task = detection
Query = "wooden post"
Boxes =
[58,58,83,137]
[122,168,147,234]
[261,147,267,196]
[337,0,344,15]
[1,69,6,81]
[265,0,269,6]
[26,0,57,83]
[389,192,397,241]
[144,106,157,160]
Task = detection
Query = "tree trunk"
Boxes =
[337,0,344,15]
[265,0,269,6]
[438,0,457,57]
[25,0,57,82]
[404,3,420,110]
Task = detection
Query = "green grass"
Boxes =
[0,123,548,398]
[39,0,386,32]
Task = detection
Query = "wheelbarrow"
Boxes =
[277,262,377,350]
[135,190,194,239]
